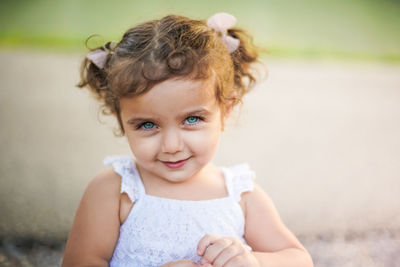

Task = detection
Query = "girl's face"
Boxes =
[119,78,225,185]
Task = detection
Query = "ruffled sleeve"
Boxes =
[103,155,144,203]
[223,163,255,202]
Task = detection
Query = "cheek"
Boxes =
[188,127,221,156]
[126,134,159,160]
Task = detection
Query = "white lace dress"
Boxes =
[104,156,255,267]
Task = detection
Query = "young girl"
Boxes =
[63,13,313,267]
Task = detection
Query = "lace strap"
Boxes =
[223,163,255,202]
[103,155,145,202]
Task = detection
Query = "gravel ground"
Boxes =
[0,230,399,267]
[0,241,64,267]
[301,230,400,267]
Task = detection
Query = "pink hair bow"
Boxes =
[86,49,108,69]
[86,41,117,69]
[207,12,240,53]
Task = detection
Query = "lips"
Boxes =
[161,158,190,169]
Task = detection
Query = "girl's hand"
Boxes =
[161,259,200,267]
[197,234,260,267]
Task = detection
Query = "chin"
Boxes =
[161,168,198,183]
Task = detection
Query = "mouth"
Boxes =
[160,157,190,169]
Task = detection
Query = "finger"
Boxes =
[161,260,200,267]
[201,238,233,264]
[212,243,244,267]
[197,234,221,256]
[181,260,201,267]
[226,254,251,267]
[225,253,259,267]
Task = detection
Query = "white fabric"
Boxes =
[104,155,255,267]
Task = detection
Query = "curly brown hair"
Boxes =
[78,14,262,135]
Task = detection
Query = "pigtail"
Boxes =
[77,55,108,99]
[77,38,122,118]
[77,37,119,99]
[227,28,264,103]
[77,43,127,136]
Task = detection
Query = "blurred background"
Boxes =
[0,0,399,266]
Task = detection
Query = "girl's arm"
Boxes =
[62,169,122,267]
[243,184,313,266]
[197,184,313,267]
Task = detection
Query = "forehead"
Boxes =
[119,78,218,116]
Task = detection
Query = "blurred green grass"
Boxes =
[1,0,399,62]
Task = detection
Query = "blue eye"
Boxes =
[141,122,155,130]
[185,116,200,124]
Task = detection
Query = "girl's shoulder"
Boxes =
[80,167,122,217]
[87,167,122,196]
[62,167,122,265]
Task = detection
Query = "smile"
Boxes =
[160,158,190,169]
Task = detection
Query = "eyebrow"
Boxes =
[126,116,158,125]
[184,108,212,117]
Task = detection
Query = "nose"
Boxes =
[161,128,184,154]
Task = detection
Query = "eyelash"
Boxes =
[136,121,156,130]
[184,116,203,125]
[135,116,204,131]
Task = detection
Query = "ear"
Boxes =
[224,90,238,118]
[224,99,235,118]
